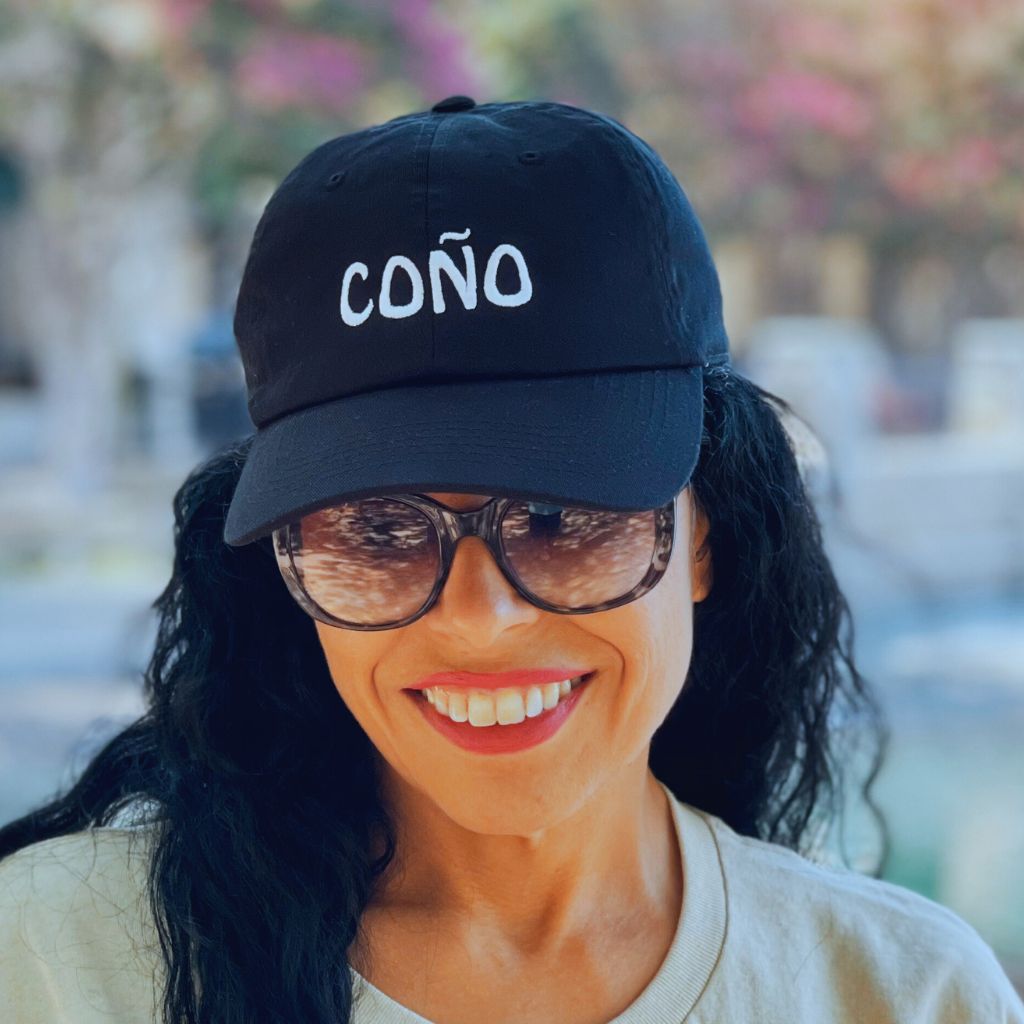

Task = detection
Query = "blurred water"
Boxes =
[0,573,152,818]
[824,592,1024,987]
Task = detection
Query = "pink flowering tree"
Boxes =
[155,0,482,273]
[601,0,1024,245]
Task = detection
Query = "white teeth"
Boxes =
[447,691,468,722]
[468,692,498,726]
[495,689,525,725]
[420,676,587,727]
[525,686,544,718]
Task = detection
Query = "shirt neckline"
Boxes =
[349,777,727,1024]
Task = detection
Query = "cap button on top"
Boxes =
[431,95,476,113]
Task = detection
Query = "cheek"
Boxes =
[617,534,695,713]
[634,521,695,647]
[581,543,694,732]
[313,622,391,722]
[639,597,694,717]
[653,540,697,693]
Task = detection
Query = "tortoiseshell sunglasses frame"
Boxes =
[271,492,678,631]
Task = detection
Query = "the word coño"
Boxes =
[339,228,533,326]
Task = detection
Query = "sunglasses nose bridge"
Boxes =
[441,501,501,544]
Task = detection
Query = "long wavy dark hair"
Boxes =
[0,364,890,1024]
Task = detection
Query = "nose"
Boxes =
[425,534,539,645]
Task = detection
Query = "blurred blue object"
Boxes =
[189,307,252,450]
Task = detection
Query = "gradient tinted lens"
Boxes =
[500,501,658,607]
[288,497,659,626]
[291,498,441,626]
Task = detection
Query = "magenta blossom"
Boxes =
[236,31,369,113]
[737,70,874,141]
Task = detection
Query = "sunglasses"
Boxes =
[271,493,677,631]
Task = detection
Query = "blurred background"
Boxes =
[0,0,1021,995]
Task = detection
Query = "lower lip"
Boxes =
[406,675,594,754]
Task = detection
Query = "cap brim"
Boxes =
[222,366,705,546]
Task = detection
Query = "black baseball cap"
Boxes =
[223,95,731,547]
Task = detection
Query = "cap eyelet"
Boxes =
[517,150,544,165]
[325,170,346,191]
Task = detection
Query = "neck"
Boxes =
[367,761,680,958]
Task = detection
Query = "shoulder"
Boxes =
[0,826,156,923]
[0,828,163,1019]
[695,809,1024,1022]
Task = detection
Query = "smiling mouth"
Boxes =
[412,672,594,727]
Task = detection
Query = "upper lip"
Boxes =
[406,668,593,691]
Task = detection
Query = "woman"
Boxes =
[2,97,1021,1024]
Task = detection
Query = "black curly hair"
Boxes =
[0,363,891,1024]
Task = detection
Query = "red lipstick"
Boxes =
[406,672,595,755]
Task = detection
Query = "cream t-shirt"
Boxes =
[1,780,1022,1023]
